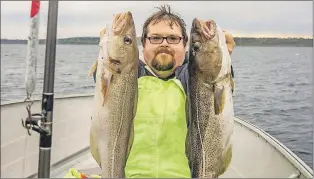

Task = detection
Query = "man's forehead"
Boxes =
[147,19,183,36]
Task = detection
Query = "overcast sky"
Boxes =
[1,1,313,39]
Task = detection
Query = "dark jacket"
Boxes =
[93,51,233,95]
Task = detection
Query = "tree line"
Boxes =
[1,37,313,47]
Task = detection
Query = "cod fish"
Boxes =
[187,18,235,178]
[89,11,139,178]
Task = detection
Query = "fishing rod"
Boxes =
[21,0,59,178]
[38,0,59,177]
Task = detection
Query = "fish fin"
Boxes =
[126,122,134,160]
[90,132,101,167]
[101,69,112,106]
[88,27,107,78]
[185,130,192,170]
[214,85,225,115]
[214,145,233,178]
[224,145,233,169]
[100,27,107,40]
[127,91,138,159]
[219,145,233,176]
[88,60,98,77]
[230,75,235,96]
[90,118,101,168]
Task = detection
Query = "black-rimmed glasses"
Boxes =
[146,35,184,44]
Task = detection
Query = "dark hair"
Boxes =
[141,4,188,47]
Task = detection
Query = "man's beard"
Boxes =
[151,47,176,71]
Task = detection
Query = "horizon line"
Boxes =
[2,36,313,40]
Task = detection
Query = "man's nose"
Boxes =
[160,38,169,47]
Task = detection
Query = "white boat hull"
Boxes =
[1,95,312,178]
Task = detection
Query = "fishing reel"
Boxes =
[21,99,49,136]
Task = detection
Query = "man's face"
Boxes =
[143,20,186,79]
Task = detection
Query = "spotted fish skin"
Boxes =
[89,11,138,178]
[187,18,234,178]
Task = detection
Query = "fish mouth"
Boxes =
[112,11,134,35]
[192,18,216,40]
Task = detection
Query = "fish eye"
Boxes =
[124,35,132,45]
[193,42,202,52]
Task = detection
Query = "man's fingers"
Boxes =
[227,43,234,55]
[224,31,235,44]
[223,30,236,55]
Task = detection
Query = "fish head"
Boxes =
[189,18,231,82]
[105,11,139,74]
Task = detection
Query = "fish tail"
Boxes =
[88,60,98,78]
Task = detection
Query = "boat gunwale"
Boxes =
[2,94,312,178]
[0,93,95,106]
[234,117,313,178]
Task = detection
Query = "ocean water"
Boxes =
[1,44,313,168]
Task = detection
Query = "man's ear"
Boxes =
[142,40,146,48]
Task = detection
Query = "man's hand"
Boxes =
[223,30,236,55]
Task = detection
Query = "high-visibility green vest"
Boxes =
[125,76,191,178]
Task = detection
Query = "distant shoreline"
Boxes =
[1,37,313,47]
